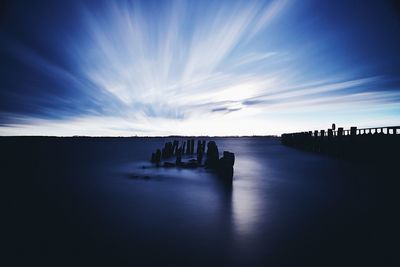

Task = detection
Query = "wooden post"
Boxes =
[350,127,357,136]
[191,139,195,154]
[176,147,182,165]
[186,139,191,154]
[328,129,333,138]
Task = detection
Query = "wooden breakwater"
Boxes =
[281,125,400,162]
[150,139,235,181]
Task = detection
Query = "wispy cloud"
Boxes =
[246,0,289,40]
[1,0,400,136]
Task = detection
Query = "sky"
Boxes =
[0,0,400,136]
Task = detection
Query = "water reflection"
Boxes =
[232,185,261,237]
[231,151,269,246]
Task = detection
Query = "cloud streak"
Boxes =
[1,0,400,135]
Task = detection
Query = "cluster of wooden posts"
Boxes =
[281,125,400,161]
[150,139,235,180]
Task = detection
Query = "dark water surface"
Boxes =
[2,137,396,266]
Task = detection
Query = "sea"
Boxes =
[1,137,396,266]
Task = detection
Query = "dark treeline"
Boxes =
[281,125,400,163]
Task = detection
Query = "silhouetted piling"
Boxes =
[205,141,219,168]
[337,127,343,137]
[186,139,190,154]
[149,139,235,180]
[328,129,333,138]
[196,140,201,154]
[218,151,235,180]
[197,141,204,165]
[350,127,357,136]
[161,142,174,158]
[155,149,161,165]
[172,140,179,155]
[190,139,195,154]
[176,147,182,165]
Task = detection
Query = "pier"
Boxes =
[281,125,400,162]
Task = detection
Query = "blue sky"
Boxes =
[1,0,400,136]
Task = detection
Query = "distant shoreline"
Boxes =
[0,135,280,139]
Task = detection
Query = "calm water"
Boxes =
[2,137,394,266]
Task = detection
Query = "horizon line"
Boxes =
[0,134,280,138]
